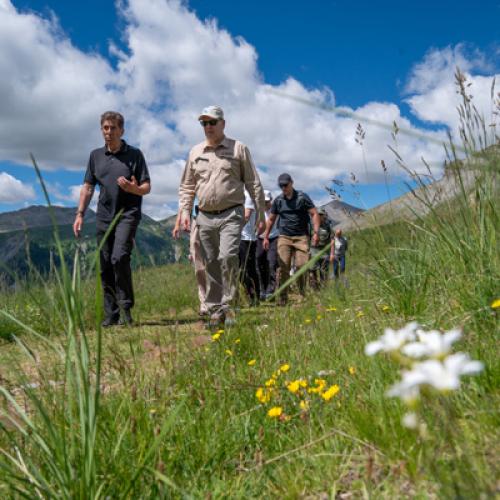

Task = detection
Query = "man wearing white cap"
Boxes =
[179,106,265,326]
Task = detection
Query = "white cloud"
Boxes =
[0,172,36,203]
[0,0,497,218]
[405,45,499,135]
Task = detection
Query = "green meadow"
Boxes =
[0,85,499,497]
[0,151,498,498]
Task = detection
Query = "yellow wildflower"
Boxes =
[304,318,312,324]
[491,298,500,309]
[382,305,390,312]
[256,387,272,404]
[321,384,340,401]
[234,338,241,344]
[299,379,308,388]
[247,359,256,366]
[299,400,309,411]
[316,315,322,320]
[326,307,337,312]
[211,332,221,341]
[308,378,327,394]
[267,406,282,418]
[287,380,300,394]
[149,408,157,415]
[265,378,276,387]
[348,366,356,375]
[225,349,233,356]
[215,329,224,335]
[356,311,364,318]
[279,364,290,373]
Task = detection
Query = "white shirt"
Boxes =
[259,209,279,239]
[241,192,257,241]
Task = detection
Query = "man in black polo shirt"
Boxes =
[73,111,151,326]
[263,173,320,304]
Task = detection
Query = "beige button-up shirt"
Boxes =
[179,136,265,222]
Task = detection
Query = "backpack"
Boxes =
[275,191,308,231]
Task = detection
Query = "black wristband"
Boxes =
[76,210,85,216]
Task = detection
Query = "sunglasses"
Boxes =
[199,119,219,127]
[279,183,290,189]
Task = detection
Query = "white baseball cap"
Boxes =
[198,105,224,121]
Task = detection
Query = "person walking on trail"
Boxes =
[239,191,260,306]
[331,228,348,280]
[256,190,279,300]
[309,207,333,290]
[263,173,320,305]
[172,206,208,317]
[178,105,265,326]
[73,111,151,327]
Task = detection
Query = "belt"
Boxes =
[199,204,242,215]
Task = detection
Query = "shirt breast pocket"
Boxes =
[194,157,210,180]
[218,154,240,179]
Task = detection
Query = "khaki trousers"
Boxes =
[277,235,310,300]
[196,205,244,313]
[189,220,207,314]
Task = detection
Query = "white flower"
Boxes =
[365,322,419,356]
[402,412,419,429]
[402,328,462,359]
[388,352,484,396]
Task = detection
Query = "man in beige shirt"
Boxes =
[179,106,265,326]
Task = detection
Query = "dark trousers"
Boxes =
[256,237,278,295]
[333,255,346,277]
[96,218,138,320]
[310,255,330,289]
[239,239,260,301]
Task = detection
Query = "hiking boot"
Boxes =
[119,309,134,326]
[101,316,119,328]
[277,296,287,307]
[209,310,225,328]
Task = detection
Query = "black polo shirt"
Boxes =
[271,190,315,236]
[84,141,150,223]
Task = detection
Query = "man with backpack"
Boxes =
[263,173,320,305]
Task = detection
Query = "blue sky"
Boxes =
[1,0,499,218]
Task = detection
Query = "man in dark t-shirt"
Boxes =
[263,173,320,304]
[73,111,151,327]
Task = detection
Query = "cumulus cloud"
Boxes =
[0,0,498,218]
[0,172,36,203]
[405,45,499,133]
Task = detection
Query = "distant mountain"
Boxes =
[0,206,187,284]
[320,199,364,226]
[0,206,96,233]
[336,168,478,231]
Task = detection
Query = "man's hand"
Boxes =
[172,226,181,239]
[312,233,319,247]
[181,215,191,232]
[117,175,139,194]
[263,237,270,251]
[73,214,83,238]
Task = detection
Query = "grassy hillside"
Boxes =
[0,145,498,497]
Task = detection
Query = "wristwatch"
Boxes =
[76,209,85,216]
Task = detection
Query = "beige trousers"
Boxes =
[196,205,244,313]
[277,235,310,299]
